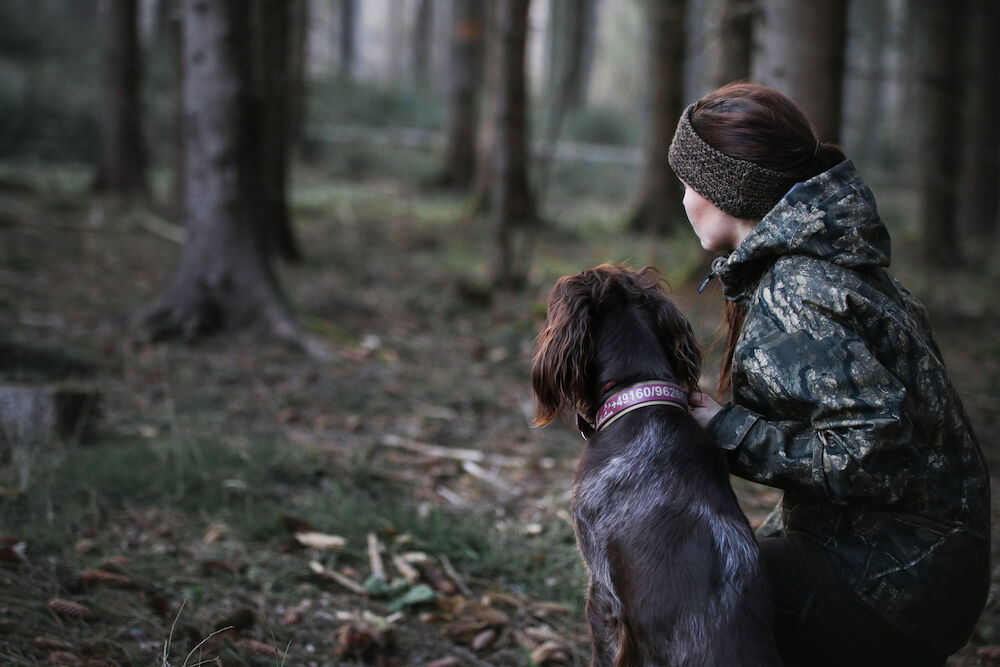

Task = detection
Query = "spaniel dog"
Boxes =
[532,264,779,666]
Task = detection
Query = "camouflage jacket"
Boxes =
[706,160,990,652]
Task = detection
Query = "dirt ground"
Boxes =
[1,171,999,665]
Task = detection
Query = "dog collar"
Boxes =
[578,381,688,439]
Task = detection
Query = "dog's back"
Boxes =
[573,409,780,666]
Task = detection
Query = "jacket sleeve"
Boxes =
[707,273,920,506]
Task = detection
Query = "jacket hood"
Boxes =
[713,160,891,302]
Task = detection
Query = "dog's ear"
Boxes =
[531,274,594,427]
[647,278,702,397]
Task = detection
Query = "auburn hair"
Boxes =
[693,83,847,393]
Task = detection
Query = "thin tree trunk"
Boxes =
[170,1,184,218]
[93,0,148,198]
[544,0,596,114]
[256,0,300,262]
[909,0,964,267]
[413,0,433,89]
[491,0,536,289]
[628,0,686,234]
[472,0,503,209]
[135,0,317,355]
[441,0,485,190]
[339,0,357,81]
[287,0,308,157]
[751,0,848,142]
[958,0,999,246]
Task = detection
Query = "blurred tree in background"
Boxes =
[627,0,686,234]
[908,0,965,267]
[490,0,537,289]
[254,0,302,263]
[93,0,148,199]
[751,0,848,143]
[132,0,317,354]
[440,0,485,189]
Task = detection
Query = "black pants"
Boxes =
[759,537,952,667]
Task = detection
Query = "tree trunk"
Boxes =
[135,0,310,350]
[541,0,598,174]
[413,0,433,89]
[441,0,485,190]
[908,0,964,267]
[256,0,301,262]
[338,0,357,81]
[491,0,536,290]
[628,0,686,235]
[93,0,148,198]
[472,0,503,208]
[751,0,848,142]
[840,0,889,165]
[287,0,308,157]
[958,0,999,246]
[707,0,752,88]
[544,0,597,115]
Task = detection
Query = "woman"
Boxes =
[668,83,990,666]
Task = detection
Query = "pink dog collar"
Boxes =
[594,381,688,431]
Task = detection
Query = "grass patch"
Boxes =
[1,425,585,610]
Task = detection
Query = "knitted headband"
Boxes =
[668,104,799,219]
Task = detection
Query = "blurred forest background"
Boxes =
[1,0,999,665]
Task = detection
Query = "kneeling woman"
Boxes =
[670,82,990,667]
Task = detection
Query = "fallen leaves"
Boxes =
[289,525,581,665]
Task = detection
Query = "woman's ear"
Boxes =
[531,275,594,426]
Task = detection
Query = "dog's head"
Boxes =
[531,264,702,427]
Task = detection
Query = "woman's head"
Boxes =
[669,83,848,394]
[668,83,846,221]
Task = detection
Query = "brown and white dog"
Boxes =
[532,264,780,667]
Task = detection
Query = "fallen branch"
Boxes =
[137,213,185,244]
[367,533,386,581]
[309,561,367,595]
[391,554,420,583]
[439,554,472,598]
[381,434,526,467]
[434,485,467,507]
[461,461,520,496]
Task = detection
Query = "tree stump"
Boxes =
[0,384,100,455]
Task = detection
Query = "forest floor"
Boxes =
[1,160,999,666]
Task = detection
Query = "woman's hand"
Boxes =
[688,392,723,429]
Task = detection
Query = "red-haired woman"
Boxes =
[669,83,989,666]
